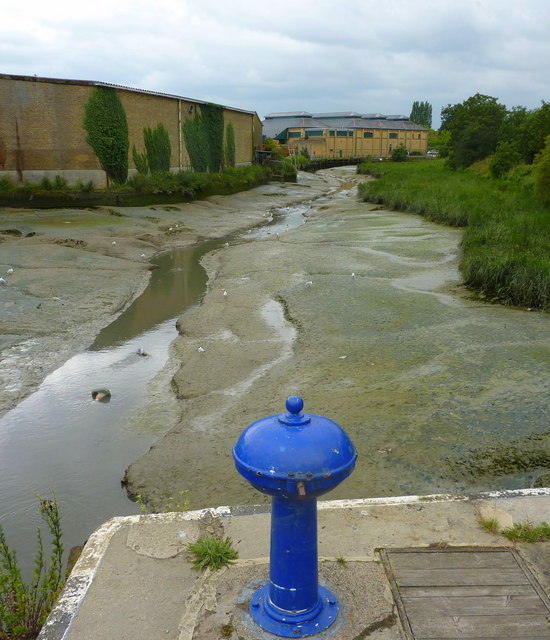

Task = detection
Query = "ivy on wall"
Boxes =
[183,103,225,172]
[132,123,172,175]
[83,87,129,184]
[144,123,171,173]
[225,123,236,168]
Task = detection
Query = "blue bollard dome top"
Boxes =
[233,396,357,492]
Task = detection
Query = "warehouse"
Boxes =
[0,74,262,187]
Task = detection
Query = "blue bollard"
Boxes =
[233,396,357,637]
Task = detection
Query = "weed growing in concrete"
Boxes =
[479,517,500,534]
[501,520,550,542]
[336,556,348,566]
[187,536,238,571]
[221,623,235,637]
[0,496,64,639]
[479,516,550,542]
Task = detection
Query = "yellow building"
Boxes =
[0,74,262,186]
[263,111,428,158]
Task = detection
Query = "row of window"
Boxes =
[289,130,422,140]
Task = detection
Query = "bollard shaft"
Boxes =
[269,496,319,613]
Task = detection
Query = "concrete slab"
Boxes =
[38,489,550,640]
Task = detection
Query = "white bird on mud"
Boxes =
[111,241,117,246]
[223,242,229,248]
[198,346,205,353]
[223,289,228,297]
[7,268,14,275]
[305,280,313,286]
[352,272,355,278]
[0,277,7,285]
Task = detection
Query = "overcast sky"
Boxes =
[1,0,548,128]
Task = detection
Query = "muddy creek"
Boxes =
[1,167,548,572]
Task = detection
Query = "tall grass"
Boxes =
[358,161,550,309]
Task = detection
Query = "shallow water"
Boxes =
[126,176,550,510]
[0,203,310,574]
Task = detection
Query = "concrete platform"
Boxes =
[38,489,550,640]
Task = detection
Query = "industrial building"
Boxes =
[262,111,428,159]
[0,74,262,187]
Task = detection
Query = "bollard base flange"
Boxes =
[249,584,339,637]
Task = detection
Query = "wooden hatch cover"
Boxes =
[381,547,550,639]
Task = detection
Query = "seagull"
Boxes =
[198,346,205,353]
[141,253,146,258]
[351,272,355,278]
[223,242,229,248]
[111,241,117,245]
[305,281,313,286]
[6,268,13,275]
[223,289,228,297]
[0,277,7,285]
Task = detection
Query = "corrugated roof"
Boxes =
[1,73,258,116]
[262,111,426,137]
[264,111,313,118]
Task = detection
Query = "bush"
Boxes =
[534,134,550,205]
[391,145,408,162]
[0,497,64,640]
[0,176,13,191]
[490,142,522,178]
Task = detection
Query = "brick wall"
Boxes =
[0,75,261,183]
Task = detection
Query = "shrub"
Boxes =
[132,145,149,175]
[391,145,408,162]
[53,175,68,190]
[490,142,522,178]
[0,497,64,639]
[38,176,54,191]
[534,134,550,205]
[0,176,13,191]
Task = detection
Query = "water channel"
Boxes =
[0,202,311,574]
[1,175,548,576]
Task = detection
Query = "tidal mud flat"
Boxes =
[0,171,341,417]
[124,166,550,511]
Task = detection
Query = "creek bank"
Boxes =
[123,166,549,512]
[0,171,340,417]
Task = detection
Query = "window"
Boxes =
[288,132,301,138]
[307,130,323,137]
[329,130,335,136]
[336,130,348,137]
[363,132,373,138]
[389,133,398,139]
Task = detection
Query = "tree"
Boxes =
[410,101,432,128]
[83,87,129,184]
[534,134,550,205]
[517,102,550,164]
[442,93,507,169]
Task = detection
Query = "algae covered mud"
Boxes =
[125,166,550,511]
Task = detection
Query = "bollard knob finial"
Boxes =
[286,395,304,414]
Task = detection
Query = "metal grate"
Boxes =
[381,547,550,639]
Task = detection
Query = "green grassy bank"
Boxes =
[358,160,550,310]
[0,165,272,209]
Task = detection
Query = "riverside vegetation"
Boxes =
[0,497,64,640]
[357,159,550,310]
